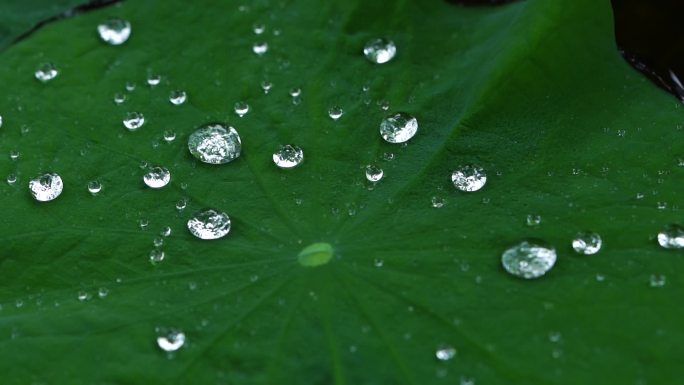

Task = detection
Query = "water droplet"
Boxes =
[7,173,17,185]
[383,152,395,161]
[365,164,384,182]
[160,226,172,237]
[77,291,90,301]
[163,130,176,142]
[328,106,344,120]
[650,274,666,287]
[460,377,475,385]
[187,209,231,240]
[0,115,3,128]
[97,287,109,298]
[431,196,445,208]
[234,101,250,117]
[175,198,188,211]
[373,258,384,268]
[451,165,487,192]
[363,37,396,64]
[657,224,684,249]
[97,18,131,45]
[149,249,165,264]
[139,218,149,230]
[188,123,242,164]
[143,166,171,189]
[252,42,268,55]
[113,92,126,104]
[379,112,418,143]
[9,150,19,160]
[125,81,136,91]
[87,180,102,194]
[501,239,557,279]
[169,90,187,105]
[153,236,164,248]
[289,87,301,98]
[29,172,63,202]
[273,145,304,168]
[34,62,58,82]
[526,214,541,227]
[146,73,161,86]
[157,329,185,352]
[435,345,456,361]
[261,80,272,94]
[572,231,602,255]
[378,100,390,111]
[253,22,265,34]
[123,112,145,130]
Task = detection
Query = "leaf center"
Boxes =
[297,242,334,267]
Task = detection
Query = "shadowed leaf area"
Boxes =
[0,0,681,384]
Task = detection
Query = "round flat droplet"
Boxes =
[379,112,418,143]
[149,249,165,264]
[451,165,487,192]
[187,208,231,240]
[157,330,185,352]
[435,345,456,361]
[234,101,249,117]
[188,124,241,164]
[163,130,176,142]
[363,38,396,64]
[657,224,684,249]
[87,180,102,194]
[501,239,556,279]
[146,73,161,86]
[298,242,334,267]
[289,87,301,98]
[328,106,344,120]
[97,18,131,45]
[7,173,17,185]
[143,166,171,188]
[123,112,145,130]
[365,164,383,182]
[35,63,58,82]
[113,93,126,104]
[273,145,304,168]
[252,42,268,55]
[572,231,602,255]
[125,81,136,91]
[169,90,187,105]
[29,172,63,202]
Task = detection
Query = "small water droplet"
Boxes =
[29,172,63,202]
[431,196,445,208]
[657,224,684,249]
[379,112,418,143]
[382,152,395,161]
[650,274,666,287]
[139,218,149,230]
[7,173,17,185]
[451,165,487,192]
[175,198,188,211]
[163,130,176,143]
[234,101,250,117]
[146,73,161,86]
[169,90,187,105]
[435,345,456,361]
[253,22,265,34]
[153,236,164,248]
[113,92,126,104]
[252,42,268,55]
[157,329,185,352]
[526,214,541,227]
[657,201,667,210]
[97,287,109,298]
[125,81,136,91]
[373,258,384,268]
[9,150,19,160]
[160,226,172,237]
[97,18,131,45]
[572,231,602,255]
[289,87,301,98]
[77,291,90,301]
[365,164,384,182]
[143,166,171,188]
[149,249,165,264]
[378,99,390,111]
[188,123,242,164]
[35,62,58,82]
[363,37,396,64]
[187,208,231,240]
[0,115,3,128]
[328,106,344,120]
[501,239,556,279]
[261,80,272,94]
[273,145,304,168]
[87,180,102,194]
[123,112,145,130]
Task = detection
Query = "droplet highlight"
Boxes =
[501,239,556,279]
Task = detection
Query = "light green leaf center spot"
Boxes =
[297,242,334,267]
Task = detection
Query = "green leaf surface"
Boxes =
[0,0,681,384]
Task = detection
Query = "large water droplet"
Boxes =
[501,239,556,279]
[273,145,304,169]
[187,209,231,240]
[35,63,58,82]
[29,172,63,202]
[365,164,384,182]
[297,242,334,267]
[123,112,145,130]
[657,224,684,249]
[143,166,171,188]
[572,231,602,255]
[188,123,241,164]
[169,90,187,105]
[435,345,456,361]
[234,101,250,117]
[451,165,487,192]
[97,18,131,45]
[379,112,418,143]
[363,38,396,64]
[328,106,344,120]
[157,329,185,352]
